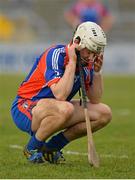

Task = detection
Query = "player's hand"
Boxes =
[68,43,79,63]
[94,53,103,72]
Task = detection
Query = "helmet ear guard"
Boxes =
[73,21,107,53]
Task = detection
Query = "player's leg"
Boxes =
[11,98,46,163]
[11,97,73,163]
[45,99,112,153]
[24,98,74,163]
[31,98,74,140]
[65,99,112,132]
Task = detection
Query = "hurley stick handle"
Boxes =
[76,50,100,167]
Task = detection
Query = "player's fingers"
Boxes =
[95,56,103,66]
[98,58,103,66]
[99,53,103,59]
[72,43,79,50]
[94,61,101,68]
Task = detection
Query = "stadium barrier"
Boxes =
[0,43,135,74]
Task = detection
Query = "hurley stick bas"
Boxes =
[76,50,100,167]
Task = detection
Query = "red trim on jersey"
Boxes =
[47,77,61,87]
[64,45,69,67]
[85,74,90,91]
[17,99,38,120]
[87,61,93,70]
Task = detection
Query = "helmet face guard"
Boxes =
[73,21,107,54]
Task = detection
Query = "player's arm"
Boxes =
[87,72,103,104]
[50,44,78,101]
[87,54,104,104]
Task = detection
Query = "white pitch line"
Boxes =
[9,144,129,159]
[9,144,23,150]
[64,150,129,159]
[115,109,131,116]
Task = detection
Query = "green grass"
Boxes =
[0,74,135,178]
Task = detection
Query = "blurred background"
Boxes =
[0,1,135,178]
[0,0,135,74]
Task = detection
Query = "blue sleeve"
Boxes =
[45,48,65,84]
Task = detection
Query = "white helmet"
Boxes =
[73,21,107,53]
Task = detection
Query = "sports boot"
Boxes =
[23,146,45,163]
[40,145,65,164]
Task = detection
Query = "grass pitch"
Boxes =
[0,74,135,179]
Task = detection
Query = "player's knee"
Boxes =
[32,100,74,124]
[32,106,43,121]
[32,99,57,119]
[59,102,74,120]
[100,105,112,125]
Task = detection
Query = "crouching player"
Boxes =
[11,21,112,164]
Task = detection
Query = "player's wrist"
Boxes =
[94,70,102,75]
[67,60,76,70]
[68,59,76,65]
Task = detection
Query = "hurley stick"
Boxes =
[76,50,100,167]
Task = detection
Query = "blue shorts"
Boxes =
[11,97,38,136]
